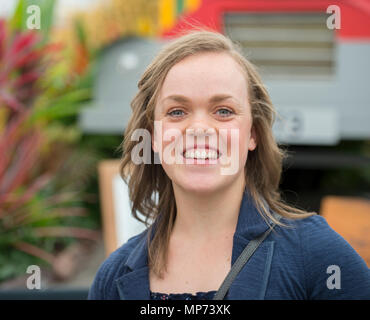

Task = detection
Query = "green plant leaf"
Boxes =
[9,0,56,41]
[9,0,25,31]
[28,88,91,123]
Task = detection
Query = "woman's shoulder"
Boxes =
[274,213,369,277]
[276,213,361,255]
[279,212,326,227]
[277,213,342,242]
[275,213,370,299]
[87,229,148,299]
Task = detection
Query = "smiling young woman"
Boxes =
[88,30,370,300]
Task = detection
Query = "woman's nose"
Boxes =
[185,121,218,147]
[187,121,216,137]
[187,112,214,133]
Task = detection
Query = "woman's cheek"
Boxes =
[161,122,184,162]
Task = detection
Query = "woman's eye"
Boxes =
[167,108,233,118]
[216,108,234,117]
[167,109,185,117]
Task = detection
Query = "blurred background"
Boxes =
[0,0,369,299]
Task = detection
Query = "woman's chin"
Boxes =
[174,175,225,194]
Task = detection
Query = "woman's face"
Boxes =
[152,52,257,194]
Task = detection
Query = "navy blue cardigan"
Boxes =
[88,190,370,300]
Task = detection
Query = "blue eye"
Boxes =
[216,108,233,117]
[167,109,185,117]
[167,108,233,118]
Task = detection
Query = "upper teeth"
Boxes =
[184,149,218,159]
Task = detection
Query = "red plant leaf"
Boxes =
[13,241,55,264]
[0,31,41,82]
[0,88,25,111]
[0,108,32,179]
[33,227,100,241]
[13,70,42,87]
[44,191,82,206]
[42,42,64,54]
[0,19,6,59]
[13,50,42,69]
[3,173,52,217]
[0,130,41,196]
[10,31,40,57]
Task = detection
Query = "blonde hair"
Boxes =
[119,30,316,278]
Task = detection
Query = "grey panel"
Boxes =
[78,37,167,134]
[265,43,370,140]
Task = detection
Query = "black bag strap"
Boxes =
[213,212,281,300]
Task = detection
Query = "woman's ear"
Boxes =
[248,126,257,151]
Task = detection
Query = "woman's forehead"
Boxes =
[158,52,248,103]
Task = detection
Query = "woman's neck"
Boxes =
[171,177,246,241]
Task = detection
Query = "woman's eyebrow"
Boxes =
[161,94,242,106]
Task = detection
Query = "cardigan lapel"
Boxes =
[227,189,278,299]
[228,189,274,300]
[116,229,151,300]
[116,266,150,300]
[226,239,276,300]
